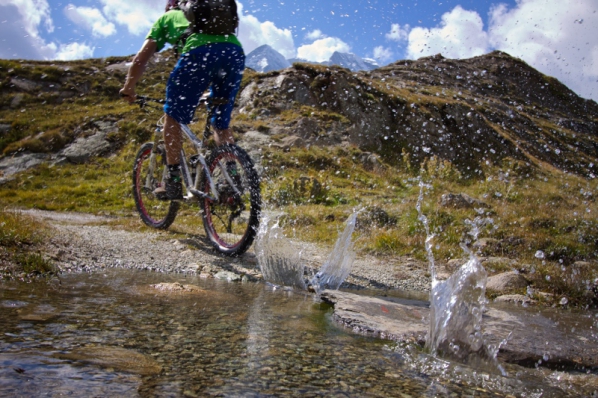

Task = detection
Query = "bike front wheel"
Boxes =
[200,144,261,256]
[132,142,179,229]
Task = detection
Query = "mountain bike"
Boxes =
[131,95,261,256]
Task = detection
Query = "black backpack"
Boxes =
[180,0,239,35]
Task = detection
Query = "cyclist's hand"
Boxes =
[119,88,136,103]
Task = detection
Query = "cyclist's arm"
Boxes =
[120,39,158,102]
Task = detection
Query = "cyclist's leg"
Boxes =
[163,50,211,159]
[208,43,245,145]
[163,115,182,165]
[160,53,210,200]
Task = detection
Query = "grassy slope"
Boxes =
[0,54,596,307]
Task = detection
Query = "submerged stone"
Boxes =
[56,346,162,375]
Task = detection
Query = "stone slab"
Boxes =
[321,290,598,370]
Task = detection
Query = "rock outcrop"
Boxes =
[320,289,598,371]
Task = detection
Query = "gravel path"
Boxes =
[24,209,432,293]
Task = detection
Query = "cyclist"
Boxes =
[120,0,244,200]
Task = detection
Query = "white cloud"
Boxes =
[55,42,95,60]
[297,37,350,62]
[394,0,597,101]
[237,3,295,59]
[406,6,489,59]
[64,4,116,38]
[488,0,598,101]
[306,29,324,41]
[0,0,54,35]
[100,0,163,36]
[386,23,409,42]
[373,46,393,63]
[0,0,56,59]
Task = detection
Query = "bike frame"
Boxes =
[140,96,241,203]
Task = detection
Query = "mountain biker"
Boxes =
[120,0,244,200]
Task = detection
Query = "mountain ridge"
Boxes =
[0,50,596,179]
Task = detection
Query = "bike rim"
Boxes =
[203,152,252,251]
[134,146,172,226]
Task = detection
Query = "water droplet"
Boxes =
[535,250,545,259]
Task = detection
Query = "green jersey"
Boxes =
[146,9,242,54]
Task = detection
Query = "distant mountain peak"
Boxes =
[245,46,378,73]
[245,45,291,73]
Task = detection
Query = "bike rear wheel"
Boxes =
[200,144,261,256]
[132,142,179,229]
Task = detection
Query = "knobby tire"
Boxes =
[132,142,179,229]
[200,144,261,256]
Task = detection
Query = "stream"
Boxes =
[1,268,596,397]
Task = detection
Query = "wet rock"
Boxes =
[17,304,59,321]
[148,282,204,293]
[320,290,427,344]
[214,271,242,282]
[321,289,598,371]
[486,271,528,292]
[439,193,489,209]
[56,346,162,375]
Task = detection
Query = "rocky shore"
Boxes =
[27,210,432,293]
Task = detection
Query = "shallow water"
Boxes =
[0,269,595,397]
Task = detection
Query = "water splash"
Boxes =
[310,212,357,294]
[418,182,505,375]
[254,214,306,290]
[255,212,357,293]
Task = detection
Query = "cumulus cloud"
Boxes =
[237,3,295,59]
[55,42,95,60]
[392,0,597,101]
[0,0,56,59]
[373,46,393,63]
[297,37,350,62]
[488,0,598,101]
[406,6,489,59]
[64,4,116,38]
[305,29,324,41]
[100,0,163,36]
[386,23,409,42]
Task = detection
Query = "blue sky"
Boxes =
[1,0,596,101]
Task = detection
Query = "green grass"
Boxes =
[0,210,56,279]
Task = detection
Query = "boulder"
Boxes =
[60,121,117,164]
[320,289,598,370]
[0,153,50,182]
[486,271,528,292]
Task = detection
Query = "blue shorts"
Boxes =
[164,43,245,129]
